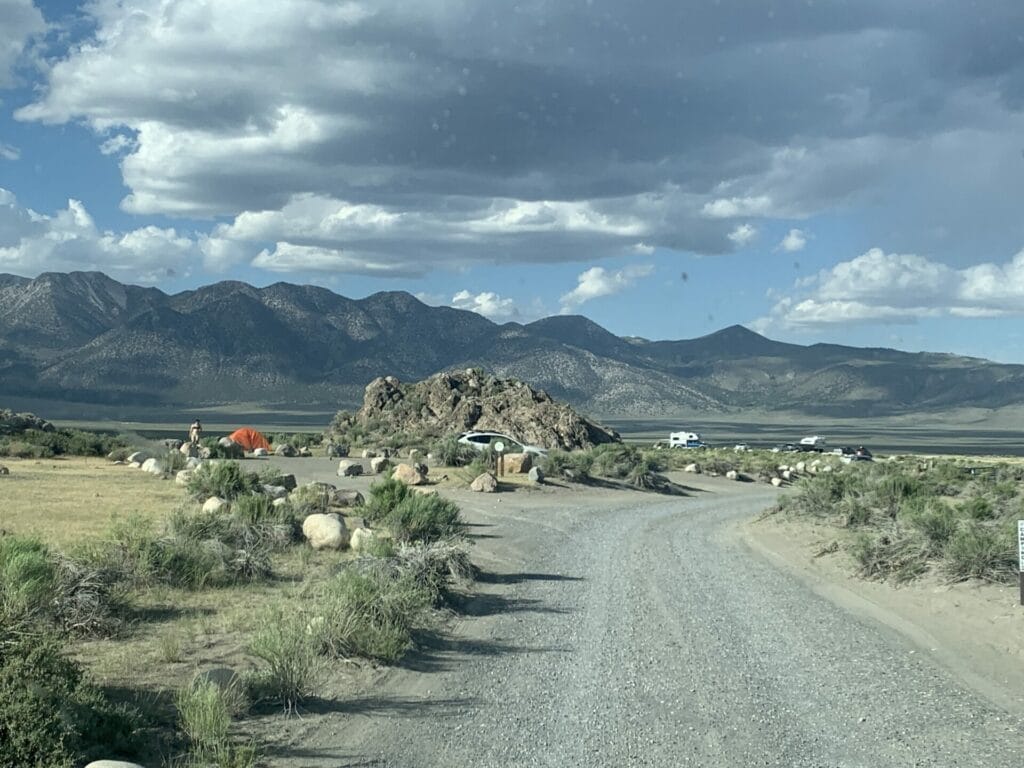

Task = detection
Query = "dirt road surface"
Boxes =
[256,461,1024,767]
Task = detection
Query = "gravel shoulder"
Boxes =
[253,462,1024,767]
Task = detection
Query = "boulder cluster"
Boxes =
[330,369,619,451]
[0,408,54,435]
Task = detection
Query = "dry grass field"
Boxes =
[0,456,183,546]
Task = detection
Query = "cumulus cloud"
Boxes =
[560,264,654,312]
[727,223,757,247]
[0,0,44,88]
[11,1,1024,278]
[777,228,807,253]
[0,187,195,282]
[754,247,1024,331]
[450,290,519,322]
[0,143,19,161]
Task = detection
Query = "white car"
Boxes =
[456,431,548,455]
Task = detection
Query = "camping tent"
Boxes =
[227,427,272,452]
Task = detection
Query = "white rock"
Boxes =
[272,497,288,508]
[528,466,545,485]
[252,447,269,457]
[202,497,227,513]
[370,456,389,473]
[392,463,426,485]
[771,477,784,487]
[128,461,142,469]
[141,457,165,475]
[725,470,739,480]
[795,461,806,472]
[262,484,288,499]
[781,470,793,481]
[126,451,150,465]
[175,470,194,486]
[361,449,377,459]
[683,463,701,474]
[351,527,391,552]
[84,762,147,768]
[302,513,350,550]
[186,456,202,469]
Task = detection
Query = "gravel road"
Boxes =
[277,476,1023,767]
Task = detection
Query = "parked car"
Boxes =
[456,431,548,455]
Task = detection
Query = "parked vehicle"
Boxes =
[771,443,799,453]
[797,435,827,452]
[669,431,706,448]
[456,431,547,455]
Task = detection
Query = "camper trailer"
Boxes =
[797,435,827,452]
[669,431,706,449]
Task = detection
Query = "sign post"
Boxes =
[1018,520,1024,606]
[493,441,505,477]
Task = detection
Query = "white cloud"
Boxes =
[754,247,1024,331]
[701,196,773,219]
[0,0,44,88]
[727,223,757,247]
[451,290,519,322]
[99,134,136,156]
[777,228,807,253]
[560,264,653,312]
[251,242,421,277]
[0,143,19,161]
[0,187,196,282]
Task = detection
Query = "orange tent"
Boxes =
[228,427,272,452]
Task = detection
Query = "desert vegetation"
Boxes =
[773,456,1022,585]
[0,441,473,766]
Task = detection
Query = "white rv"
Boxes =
[798,435,827,452]
[669,431,706,449]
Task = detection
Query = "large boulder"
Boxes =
[302,513,350,550]
[528,466,544,485]
[370,456,390,474]
[337,460,364,477]
[179,442,200,458]
[503,452,532,474]
[175,469,193,486]
[325,443,348,458]
[140,458,165,476]
[252,447,269,458]
[392,463,426,486]
[684,463,701,474]
[126,450,151,465]
[471,471,499,493]
[275,443,297,457]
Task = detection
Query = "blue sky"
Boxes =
[2,0,1024,362]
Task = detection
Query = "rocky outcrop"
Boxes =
[330,370,619,451]
[0,409,54,435]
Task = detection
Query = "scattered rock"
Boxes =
[782,469,793,481]
[218,438,245,459]
[179,442,200,458]
[370,456,390,474]
[503,452,533,474]
[202,497,227,513]
[126,451,150,465]
[272,497,288,508]
[164,438,183,451]
[331,489,365,508]
[796,461,806,472]
[325,443,348,458]
[413,486,438,496]
[262,484,288,499]
[471,471,499,493]
[408,448,421,461]
[392,463,426,486]
[275,443,297,457]
[186,456,202,469]
[684,463,701,474]
[199,446,212,460]
[302,513,350,550]
[0,465,8,475]
[337,460,364,477]
[252,447,269,458]
[140,458,165,476]
[298,446,312,457]
[175,470,193,486]
[725,470,739,481]
[279,473,297,491]
[821,465,834,473]
[84,761,147,768]
[128,461,142,469]
[771,477,784,487]
[351,527,391,552]
[528,466,544,485]
[361,449,377,459]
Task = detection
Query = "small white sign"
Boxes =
[1019,520,1024,571]
[493,441,505,454]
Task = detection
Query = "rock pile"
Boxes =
[329,370,619,451]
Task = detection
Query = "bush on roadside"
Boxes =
[0,428,130,459]
[0,630,141,768]
[363,477,413,522]
[941,522,1017,583]
[540,449,593,481]
[246,606,324,714]
[429,437,479,467]
[187,461,260,501]
[381,493,463,544]
[175,675,254,766]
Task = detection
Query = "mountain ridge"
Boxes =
[2,271,1023,418]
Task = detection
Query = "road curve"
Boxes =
[285,484,1024,767]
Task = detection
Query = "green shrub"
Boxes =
[0,631,140,768]
[187,461,259,501]
[247,606,323,714]
[942,523,1017,583]
[286,484,331,517]
[383,493,463,543]
[906,502,959,551]
[958,496,996,521]
[430,437,479,467]
[314,566,431,663]
[364,477,412,523]
[0,428,129,458]
[849,532,929,584]
[0,440,51,458]
[0,537,56,624]
[540,449,593,480]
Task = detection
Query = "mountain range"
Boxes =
[2,271,1023,418]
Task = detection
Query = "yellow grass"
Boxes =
[0,456,182,547]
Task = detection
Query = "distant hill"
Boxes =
[2,271,1024,418]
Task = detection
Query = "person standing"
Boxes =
[188,419,203,446]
